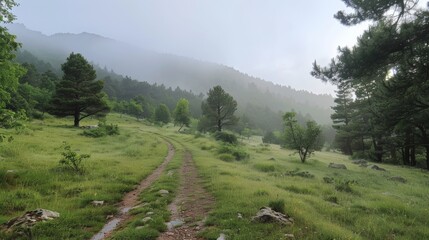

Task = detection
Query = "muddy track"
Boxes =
[91,141,175,240]
[158,151,215,240]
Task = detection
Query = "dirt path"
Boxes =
[158,151,215,240]
[91,142,175,240]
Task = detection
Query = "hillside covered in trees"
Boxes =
[8,23,334,127]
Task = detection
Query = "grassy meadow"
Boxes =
[1,113,429,239]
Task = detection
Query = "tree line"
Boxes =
[313,0,429,169]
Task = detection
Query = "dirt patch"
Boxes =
[91,142,175,240]
[158,151,215,240]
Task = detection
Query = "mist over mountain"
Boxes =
[8,23,334,124]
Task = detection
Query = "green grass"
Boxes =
[164,130,429,240]
[0,114,168,239]
[2,114,429,239]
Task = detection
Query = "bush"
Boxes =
[335,180,355,193]
[268,199,285,214]
[254,163,276,172]
[217,144,249,161]
[214,131,238,145]
[58,142,90,174]
[82,121,119,138]
[218,153,235,162]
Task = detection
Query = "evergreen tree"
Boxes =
[201,85,238,132]
[50,53,109,127]
[331,83,354,155]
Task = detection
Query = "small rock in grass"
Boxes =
[389,176,406,183]
[91,200,104,206]
[370,165,386,171]
[252,207,293,225]
[237,213,243,219]
[217,233,226,240]
[2,209,60,231]
[328,163,347,170]
[352,159,367,165]
[146,211,154,216]
[167,170,174,176]
[159,189,169,195]
[141,217,152,223]
[106,215,114,220]
[285,233,295,239]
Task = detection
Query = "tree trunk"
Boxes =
[74,111,80,127]
[426,146,429,170]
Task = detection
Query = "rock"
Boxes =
[251,207,293,225]
[166,219,185,230]
[167,170,174,177]
[217,233,226,240]
[370,165,386,171]
[136,226,144,230]
[285,233,295,239]
[2,209,60,231]
[6,170,16,173]
[389,176,407,183]
[328,163,347,170]
[146,211,154,216]
[91,200,104,206]
[159,189,169,195]
[106,215,114,220]
[352,159,367,165]
[141,217,152,223]
[237,213,243,219]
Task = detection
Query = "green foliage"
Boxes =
[283,112,323,163]
[217,144,249,161]
[0,0,26,108]
[262,131,282,145]
[173,98,191,131]
[58,142,90,174]
[201,85,238,132]
[49,53,109,127]
[218,153,235,162]
[213,131,238,145]
[154,104,171,124]
[82,121,119,138]
[334,180,355,193]
[254,163,276,172]
[268,199,285,214]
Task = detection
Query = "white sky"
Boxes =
[12,0,370,95]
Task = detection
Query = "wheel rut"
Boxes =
[158,151,215,240]
[91,142,175,240]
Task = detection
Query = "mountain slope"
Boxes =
[8,23,334,125]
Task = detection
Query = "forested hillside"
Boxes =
[8,23,334,126]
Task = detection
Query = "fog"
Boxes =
[12,0,369,95]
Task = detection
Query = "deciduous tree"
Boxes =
[283,112,322,163]
[173,98,191,131]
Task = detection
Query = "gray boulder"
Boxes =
[252,207,293,225]
[389,176,406,183]
[370,165,386,171]
[328,163,347,170]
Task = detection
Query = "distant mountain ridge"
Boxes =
[7,23,334,124]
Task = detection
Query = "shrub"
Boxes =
[82,121,119,138]
[268,199,285,214]
[59,142,90,174]
[254,163,276,172]
[217,144,249,161]
[218,153,235,162]
[214,131,238,145]
[335,180,354,193]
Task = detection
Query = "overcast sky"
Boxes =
[12,0,369,95]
